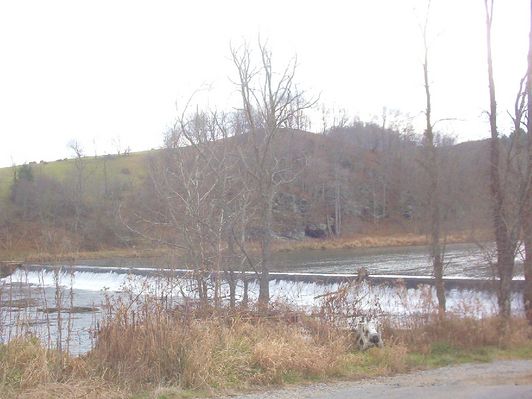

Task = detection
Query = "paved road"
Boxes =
[226,360,532,399]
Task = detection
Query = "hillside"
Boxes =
[0,126,493,259]
[0,150,156,203]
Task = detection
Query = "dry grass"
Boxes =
[83,292,531,393]
[0,337,74,390]
[21,247,173,263]
[1,228,492,263]
[1,279,530,398]
[87,302,354,390]
[9,381,130,399]
[386,315,530,353]
[273,230,490,252]
[0,337,130,398]
[1,311,530,399]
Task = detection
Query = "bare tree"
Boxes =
[68,140,86,237]
[146,108,238,305]
[231,41,314,307]
[524,0,532,324]
[484,0,521,317]
[421,0,445,312]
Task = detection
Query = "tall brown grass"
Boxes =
[273,230,490,252]
[385,316,529,353]
[1,276,530,398]
[88,299,355,390]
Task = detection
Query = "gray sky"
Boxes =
[0,0,529,167]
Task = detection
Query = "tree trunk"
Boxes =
[372,184,378,225]
[524,0,532,325]
[382,181,387,219]
[498,249,515,317]
[242,276,249,308]
[228,270,236,310]
[334,166,341,236]
[422,11,445,313]
[258,192,273,309]
[485,0,515,318]
[227,231,237,310]
[433,251,445,313]
[524,219,532,322]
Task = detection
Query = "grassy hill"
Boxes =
[0,150,159,204]
[0,130,333,204]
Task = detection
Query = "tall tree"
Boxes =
[524,0,532,324]
[231,41,313,307]
[142,109,236,306]
[68,140,86,237]
[484,0,520,317]
[421,0,445,312]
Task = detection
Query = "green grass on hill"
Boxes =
[0,149,161,203]
[0,166,14,201]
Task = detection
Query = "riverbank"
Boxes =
[0,312,530,399]
[0,230,489,264]
[273,231,487,252]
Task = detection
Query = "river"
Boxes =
[67,243,524,278]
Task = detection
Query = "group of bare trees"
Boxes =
[123,42,314,307]
[413,0,532,321]
[3,146,131,253]
[483,0,532,321]
[126,33,527,317]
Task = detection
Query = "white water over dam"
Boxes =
[4,266,524,311]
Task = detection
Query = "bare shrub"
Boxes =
[317,281,383,326]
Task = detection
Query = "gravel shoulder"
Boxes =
[224,360,532,399]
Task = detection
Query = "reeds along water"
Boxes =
[0,266,526,357]
[0,267,530,397]
[0,268,98,355]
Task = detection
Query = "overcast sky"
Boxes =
[0,0,529,167]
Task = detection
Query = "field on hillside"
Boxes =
[0,150,159,203]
